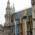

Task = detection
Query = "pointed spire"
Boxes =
[13,3,15,11]
[11,3,15,14]
[13,3,15,9]
[8,0,10,4]
[7,0,10,8]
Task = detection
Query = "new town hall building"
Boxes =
[0,0,35,35]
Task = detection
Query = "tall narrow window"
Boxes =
[15,19,20,35]
[16,24,19,35]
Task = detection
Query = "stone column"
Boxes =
[23,19,27,35]
[31,0,35,35]
[32,20,35,35]
[32,5,35,35]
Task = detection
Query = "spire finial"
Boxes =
[13,3,15,9]
[13,3,15,11]
[7,0,10,8]
[8,0,9,2]
[8,0,10,4]
[11,3,15,13]
[8,0,9,1]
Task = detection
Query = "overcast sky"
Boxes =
[0,0,32,25]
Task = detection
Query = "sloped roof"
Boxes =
[12,8,32,19]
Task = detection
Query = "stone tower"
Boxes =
[5,0,11,26]
[4,0,15,35]
[31,0,35,35]
[13,3,15,13]
[11,3,15,14]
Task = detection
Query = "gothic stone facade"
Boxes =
[3,0,15,35]
[0,0,35,35]
[11,8,32,35]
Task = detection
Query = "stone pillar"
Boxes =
[32,4,35,35]
[20,18,23,35]
[31,0,35,35]
[22,19,27,35]
[32,20,35,35]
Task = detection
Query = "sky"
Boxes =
[0,0,32,25]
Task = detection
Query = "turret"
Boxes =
[6,0,11,15]
[11,3,15,14]
[7,0,10,8]
[5,0,11,26]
